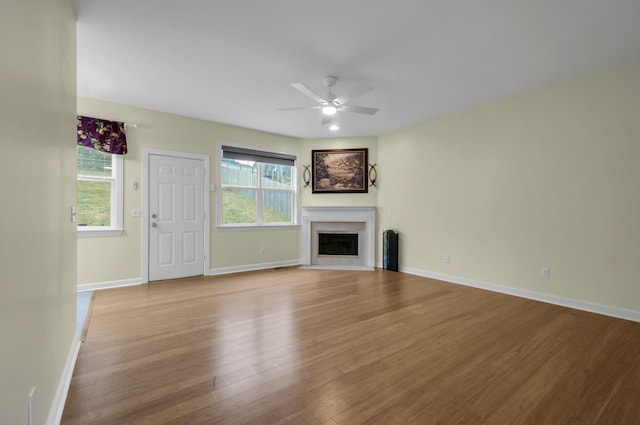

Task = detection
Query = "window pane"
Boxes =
[263,190,292,223]
[261,163,292,189]
[221,158,257,187]
[218,145,297,227]
[222,188,257,224]
[77,146,113,177]
[77,180,111,226]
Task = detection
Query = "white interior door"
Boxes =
[149,154,205,281]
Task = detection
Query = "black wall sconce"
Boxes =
[302,165,311,187]
[369,163,377,187]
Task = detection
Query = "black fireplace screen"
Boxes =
[318,233,359,256]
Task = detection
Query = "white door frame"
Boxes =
[142,148,210,283]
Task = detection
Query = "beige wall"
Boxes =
[377,60,640,312]
[77,98,301,282]
[0,1,77,424]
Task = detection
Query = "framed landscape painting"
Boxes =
[312,148,368,193]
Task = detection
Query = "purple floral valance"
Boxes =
[77,115,128,155]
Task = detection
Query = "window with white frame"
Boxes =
[218,144,297,227]
[77,145,123,236]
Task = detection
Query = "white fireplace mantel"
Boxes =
[301,206,376,269]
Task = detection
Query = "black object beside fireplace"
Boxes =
[383,229,399,271]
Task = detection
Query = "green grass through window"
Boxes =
[223,189,289,224]
[77,180,111,226]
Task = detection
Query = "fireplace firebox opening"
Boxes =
[319,233,359,256]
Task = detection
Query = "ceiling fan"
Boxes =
[279,76,379,126]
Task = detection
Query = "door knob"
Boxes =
[151,213,157,219]
[152,223,158,228]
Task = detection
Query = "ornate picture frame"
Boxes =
[311,148,368,193]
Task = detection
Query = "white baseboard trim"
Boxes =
[210,260,300,276]
[401,266,640,323]
[77,278,144,292]
[46,335,81,425]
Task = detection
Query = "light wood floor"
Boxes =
[61,268,640,425]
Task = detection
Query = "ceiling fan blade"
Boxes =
[340,104,379,115]
[334,83,373,105]
[321,115,333,126]
[278,105,320,111]
[291,82,329,104]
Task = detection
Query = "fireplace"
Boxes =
[301,207,376,270]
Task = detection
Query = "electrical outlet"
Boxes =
[260,246,265,255]
[443,255,451,264]
[541,267,550,279]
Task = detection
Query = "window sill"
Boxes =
[216,224,300,232]
[77,228,124,238]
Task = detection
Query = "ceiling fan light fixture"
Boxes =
[329,124,339,131]
[281,77,378,127]
[321,105,337,116]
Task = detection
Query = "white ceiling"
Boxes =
[74,0,640,139]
